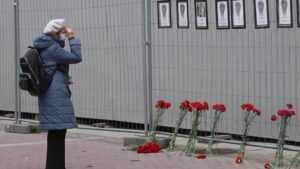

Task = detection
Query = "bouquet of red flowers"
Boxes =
[184,101,209,155]
[271,104,296,167]
[238,103,261,157]
[137,142,161,153]
[147,100,171,142]
[206,104,227,156]
[168,100,192,151]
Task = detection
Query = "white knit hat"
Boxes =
[43,19,66,33]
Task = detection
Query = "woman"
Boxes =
[33,19,82,169]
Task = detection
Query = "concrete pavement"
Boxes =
[0,119,298,169]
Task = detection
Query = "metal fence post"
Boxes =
[142,0,149,136]
[13,0,21,124]
[146,0,153,133]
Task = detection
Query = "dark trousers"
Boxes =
[46,129,67,169]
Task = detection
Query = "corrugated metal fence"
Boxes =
[0,0,299,143]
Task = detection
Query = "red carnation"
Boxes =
[277,109,287,116]
[286,110,296,117]
[165,102,171,109]
[212,104,219,110]
[264,162,272,169]
[195,154,206,159]
[155,100,171,109]
[271,114,277,121]
[253,108,261,116]
[155,100,167,109]
[137,145,145,153]
[286,103,293,109]
[203,101,209,110]
[241,103,254,111]
[187,105,193,112]
[137,142,161,153]
[212,104,226,113]
[180,100,191,110]
[290,110,296,116]
[148,142,160,153]
[191,102,203,111]
[247,105,254,111]
[241,104,248,110]
[219,104,226,112]
[235,155,243,164]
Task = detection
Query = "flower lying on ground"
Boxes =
[264,162,272,169]
[235,155,243,164]
[195,154,206,159]
[137,142,161,153]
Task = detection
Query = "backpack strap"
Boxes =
[31,45,68,74]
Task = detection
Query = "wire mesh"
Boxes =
[150,0,300,147]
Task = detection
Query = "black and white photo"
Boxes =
[254,0,269,28]
[195,0,208,29]
[277,0,293,27]
[216,0,230,29]
[158,1,172,28]
[231,0,246,28]
[177,0,189,28]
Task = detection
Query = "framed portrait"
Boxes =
[297,0,300,27]
[158,1,172,28]
[231,0,246,29]
[195,0,208,29]
[277,0,293,28]
[216,0,230,29]
[177,0,189,28]
[254,0,269,28]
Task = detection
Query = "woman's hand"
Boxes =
[66,27,74,38]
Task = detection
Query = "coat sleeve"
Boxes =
[50,38,82,64]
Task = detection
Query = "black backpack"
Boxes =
[19,46,53,96]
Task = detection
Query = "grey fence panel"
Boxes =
[0,0,15,112]
[0,0,145,125]
[151,0,300,142]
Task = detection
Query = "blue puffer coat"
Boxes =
[33,33,82,130]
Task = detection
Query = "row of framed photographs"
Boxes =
[158,0,297,29]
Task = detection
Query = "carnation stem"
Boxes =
[238,111,254,157]
[206,110,221,156]
[168,110,187,151]
[288,151,300,169]
[147,108,165,143]
[185,111,202,156]
[275,116,288,167]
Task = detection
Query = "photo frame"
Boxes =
[297,0,300,27]
[216,0,230,29]
[195,0,208,29]
[254,0,270,28]
[158,1,172,28]
[231,0,246,29]
[277,0,293,28]
[177,0,189,28]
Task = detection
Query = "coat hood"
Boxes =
[33,33,65,49]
